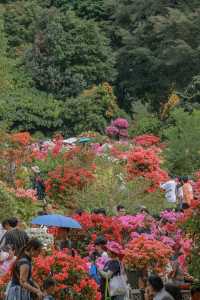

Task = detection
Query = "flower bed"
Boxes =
[33,250,101,300]
[123,236,173,273]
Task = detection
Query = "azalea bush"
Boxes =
[45,165,95,207]
[73,212,123,256]
[127,146,168,192]
[33,250,101,300]
[106,118,129,140]
[133,134,161,148]
[0,131,32,186]
[0,181,38,222]
[123,236,173,273]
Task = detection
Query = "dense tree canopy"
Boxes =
[62,83,125,135]
[25,9,116,99]
[164,108,200,175]
[107,0,200,110]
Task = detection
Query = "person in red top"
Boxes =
[181,176,193,209]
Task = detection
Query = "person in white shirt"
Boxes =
[160,175,177,205]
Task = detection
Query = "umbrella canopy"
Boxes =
[31,214,82,229]
[78,137,92,144]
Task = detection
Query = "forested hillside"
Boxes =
[1,0,200,137]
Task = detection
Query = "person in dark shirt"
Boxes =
[54,228,74,256]
[1,218,29,256]
[6,238,43,300]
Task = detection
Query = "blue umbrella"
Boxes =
[31,214,82,229]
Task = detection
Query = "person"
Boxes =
[6,238,44,300]
[165,284,182,300]
[44,204,54,215]
[90,236,108,262]
[89,237,108,286]
[43,278,56,300]
[160,175,177,206]
[176,177,184,210]
[55,228,74,256]
[31,166,45,200]
[140,206,150,215]
[1,218,29,256]
[74,209,85,216]
[147,275,174,300]
[116,205,126,217]
[170,249,185,286]
[92,208,107,216]
[181,176,193,209]
[98,241,127,300]
[191,285,200,300]
[0,245,16,276]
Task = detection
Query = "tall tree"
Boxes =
[3,0,41,54]
[62,83,124,135]
[25,9,116,99]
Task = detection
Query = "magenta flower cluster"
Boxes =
[106,118,129,138]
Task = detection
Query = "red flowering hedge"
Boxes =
[123,236,173,273]
[127,147,168,192]
[45,166,95,203]
[73,213,123,256]
[33,250,101,300]
[133,134,160,147]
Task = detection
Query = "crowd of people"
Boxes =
[0,201,199,300]
[160,175,194,210]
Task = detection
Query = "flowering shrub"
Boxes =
[127,147,168,191]
[112,118,129,129]
[106,118,129,140]
[73,213,123,256]
[123,236,173,273]
[118,214,145,231]
[133,134,160,147]
[160,210,184,223]
[14,188,37,202]
[106,126,119,137]
[45,166,94,204]
[11,132,31,146]
[33,250,101,300]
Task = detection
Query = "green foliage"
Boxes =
[76,157,168,214]
[130,102,161,137]
[3,1,41,54]
[164,108,200,175]
[180,75,200,110]
[0,19,64,135]
[107,0,200,110]
[74,0,106,20]
[62,83,124,135]
[26,9,116,99]
[0,89,63,134]
[0,182,38,222]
